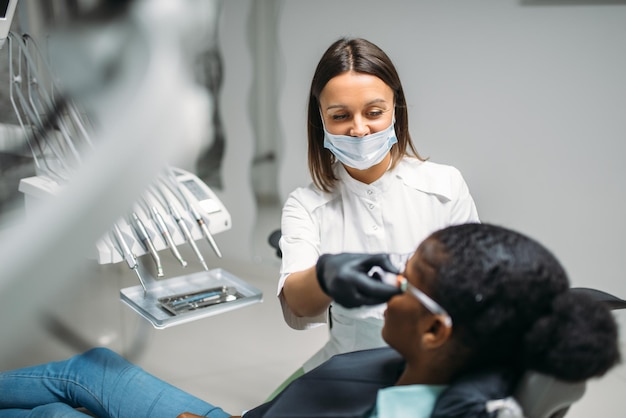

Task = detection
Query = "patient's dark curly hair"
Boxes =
[425,223,620,382]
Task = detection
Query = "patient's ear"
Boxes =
[422,315,452,349]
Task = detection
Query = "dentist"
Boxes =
[278,37,480,379]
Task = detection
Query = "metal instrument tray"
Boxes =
[120,268,263,329]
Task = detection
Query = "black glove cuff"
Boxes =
[315,254,331,295]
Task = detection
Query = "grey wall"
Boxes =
[270,1,626,334]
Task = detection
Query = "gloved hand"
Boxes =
[316,253,403,308]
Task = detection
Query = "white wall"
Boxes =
[212,0,257,260]
[274,1,626,333]
[247,0,282,202]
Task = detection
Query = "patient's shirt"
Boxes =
[369,384,447,418]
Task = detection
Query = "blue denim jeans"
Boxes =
[0,348,231,418]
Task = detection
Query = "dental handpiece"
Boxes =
[167,174,223,259]
[149,204,187,267]
[154,180,209,270]
[169,203,207,271]
[187,201,222,259]
[112,223,147,294]
[153,183,202,269]
[146,187,189,268]
[130,212,163,277]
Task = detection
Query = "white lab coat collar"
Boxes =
[335,158,455,202]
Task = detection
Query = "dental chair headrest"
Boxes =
[513,371,586,418]
[430,367,585,418]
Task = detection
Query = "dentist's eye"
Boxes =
[331,114,349,121]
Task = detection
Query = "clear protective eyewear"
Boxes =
[368,266,453,327]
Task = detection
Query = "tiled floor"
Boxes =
[2,201,626,416]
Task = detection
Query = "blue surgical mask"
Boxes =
[322,117,398,170]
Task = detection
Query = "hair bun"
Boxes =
[522,291,620,381]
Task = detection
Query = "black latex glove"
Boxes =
[316,253,403,308]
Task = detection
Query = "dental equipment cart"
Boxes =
[19,168,263,329]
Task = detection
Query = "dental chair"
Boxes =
[268,229,626,418]
[511,288,626,418]
[513,372,586,418]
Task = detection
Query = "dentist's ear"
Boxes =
[422,315,453,349]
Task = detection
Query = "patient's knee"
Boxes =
[82,347,117,360]
[69,347,134,377]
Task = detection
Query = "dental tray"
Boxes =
[120,268,263,329]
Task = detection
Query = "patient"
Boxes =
[0,223,620,418]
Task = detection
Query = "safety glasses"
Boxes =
[401,279,453,328]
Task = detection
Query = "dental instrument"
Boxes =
[129,211,163,277]
[153,182,207,269]
[158,285,239,315]
[367,266,405,289]
[141,196,188,269]
[112,223,146,295]
[165,169,223,259]
[161,168,217,264]
[185,194,221,259]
